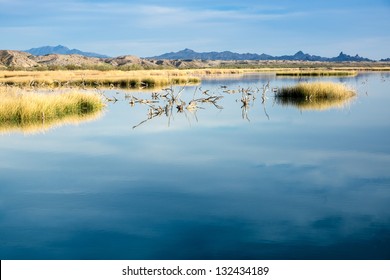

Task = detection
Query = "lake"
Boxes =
[0,72,389,259]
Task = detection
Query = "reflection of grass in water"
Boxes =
[0,111,103,134]
[275,96,355,111]
[276,82,356,111]
[0,87,105,134]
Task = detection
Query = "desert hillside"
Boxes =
[0,50,38,68]
[1,49,389,70]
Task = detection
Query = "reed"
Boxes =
[277,82,356,99]
[275,82,356,111]
[0,70,201,89]
[0,87,105,133]
[275,70,357,76]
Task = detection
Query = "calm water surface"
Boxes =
[0,73,389,259]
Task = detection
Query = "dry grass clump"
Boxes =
[0,87,105,133]
[277,82,356,99]
[275,82,356,111]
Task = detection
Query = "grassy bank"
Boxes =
[0,87,105,133]
[275,70,357,76]
[0,70,201,89]
[275,82,356,111]
[1,67,389,89]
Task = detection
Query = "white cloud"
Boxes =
[130,4,307,28]
[1,1,388,58]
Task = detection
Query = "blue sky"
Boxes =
[1,0,389,59]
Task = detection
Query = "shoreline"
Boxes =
[1,65,389,89]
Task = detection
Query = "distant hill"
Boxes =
[149,49,373,62]
[24,45,109,58]
[331,52,371,62]
[148,48,273,60]
[1,46,388,69]
[0,50,38,68]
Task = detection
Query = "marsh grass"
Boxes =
[0,70,201,89]
[275,70,357,76]
[0,87,105,134]
[275,82,356,111]
[277,82,355,99]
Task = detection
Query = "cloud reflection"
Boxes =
[0,73,389,259]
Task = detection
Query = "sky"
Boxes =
[1,0,389,59]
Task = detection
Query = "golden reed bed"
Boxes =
[275,82,356,111]
[0,86,105,134]
[0,70,201,88]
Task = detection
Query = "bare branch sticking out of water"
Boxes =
[195,95,224,110]
[101,92,118,103]
[125,82,227,129]
[139,81,270,127]
[105,79,280,129]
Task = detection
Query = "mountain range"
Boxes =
[1,45,389,69]
[24,45,109,58]
[20,45,381,62]
[148,48,373,62]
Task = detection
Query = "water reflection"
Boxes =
[106,81,273,128]
[0,73,389,260]
[104,80,356,128]
[274,95,355,111]
[127,85,225,129]
[0,110,103,134]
